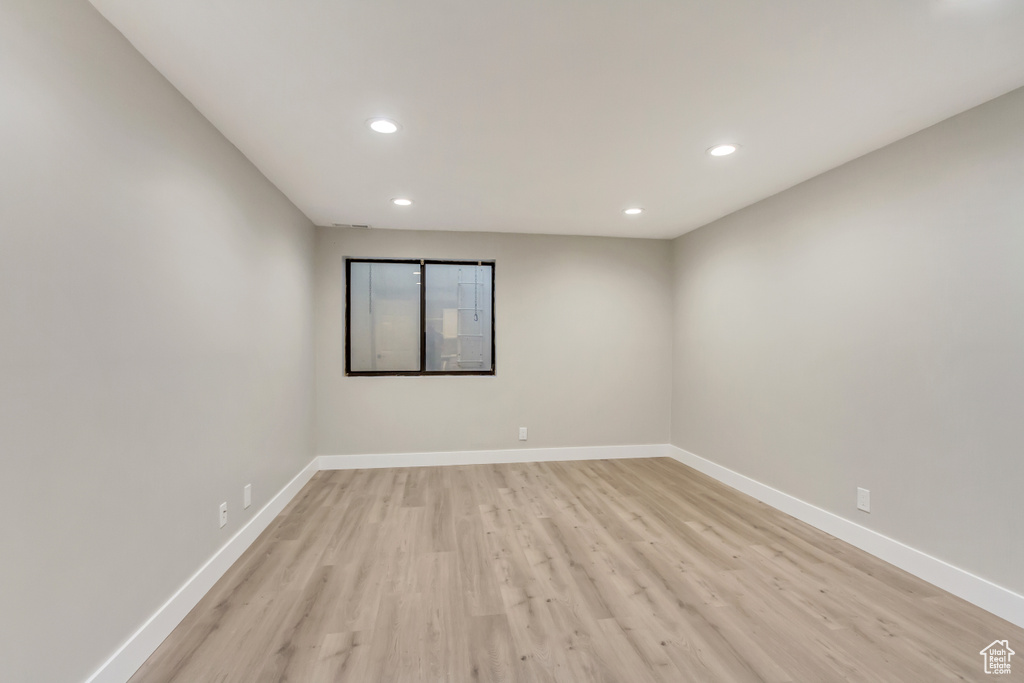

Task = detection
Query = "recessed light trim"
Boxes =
[391,198,413,206]
[708,143,739,157]
[368,118,399,134]
[623,207,644,215]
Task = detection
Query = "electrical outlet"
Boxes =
[219,502,228,528]
[244,484,252,509]
[519,427,528,441]
[857,487,870,513]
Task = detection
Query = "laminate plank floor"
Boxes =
[129,458,1024,682]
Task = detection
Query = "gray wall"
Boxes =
[316,227,673,455]
[671,86,1024,595]
[0,2,315,682]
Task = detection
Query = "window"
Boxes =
[346,258,495,375]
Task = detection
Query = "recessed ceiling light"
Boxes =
[624,207,644,215]
[392,198,413,206]
[368,118,399,134]
[708,143,739,157]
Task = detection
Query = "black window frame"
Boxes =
[345,258,496,376]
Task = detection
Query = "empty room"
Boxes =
[3,1,1024,681]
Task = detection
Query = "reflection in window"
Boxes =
[346,259,494,375]
[348,261,421,372]
[425,264,493,372]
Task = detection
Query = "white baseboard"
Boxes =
[666,445,1024,629]
[84,444,662,683]
[83,457,320,683]
[318,443,670,470]
[86,442,1023,683]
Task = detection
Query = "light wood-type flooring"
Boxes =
[130,458,1024,682]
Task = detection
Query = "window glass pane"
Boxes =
[425,264,493,372]
[349,262,421,372]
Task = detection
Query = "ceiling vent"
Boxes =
[331,223,372,229]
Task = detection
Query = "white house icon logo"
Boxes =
[980,640,1014,675]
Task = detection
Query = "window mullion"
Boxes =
[419,259,427,373]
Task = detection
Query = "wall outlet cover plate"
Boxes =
[857,487,870,513]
